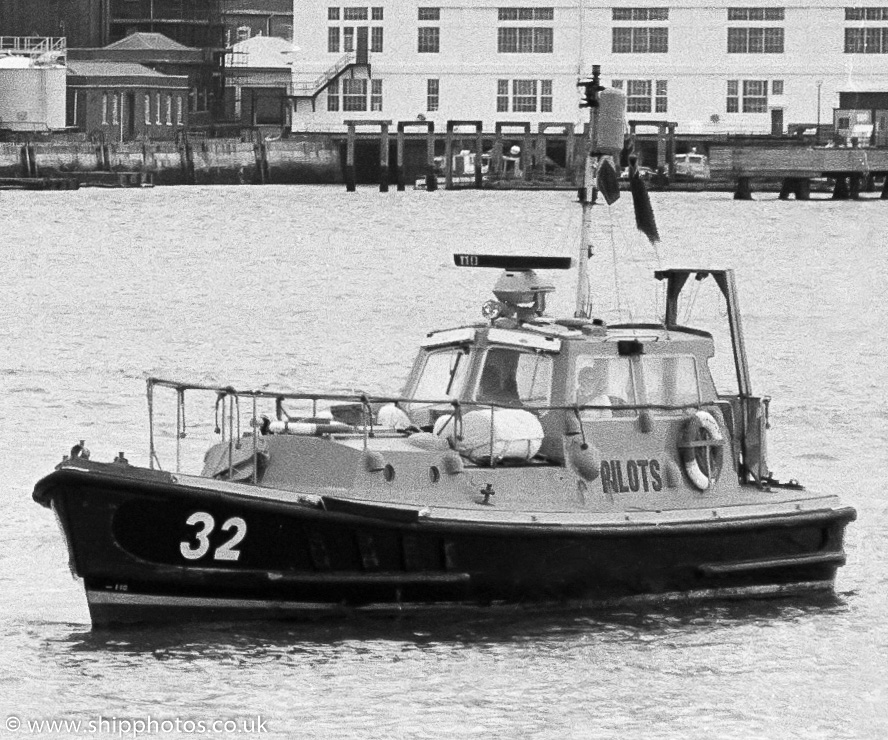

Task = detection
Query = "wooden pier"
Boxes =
[709,144,888,199]
[337,119,583,192]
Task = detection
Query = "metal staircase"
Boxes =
[289,46,370,111]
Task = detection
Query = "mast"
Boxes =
[574,66,603,319]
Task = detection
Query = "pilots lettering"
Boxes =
[600,459,662,494]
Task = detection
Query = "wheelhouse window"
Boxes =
[573,357,637,419]
[639,356,700,410]
[475,347,553,406]
[408,347,471,411]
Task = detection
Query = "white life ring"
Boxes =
[679,410,724,490]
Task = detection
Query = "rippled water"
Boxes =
[1,186,886,739]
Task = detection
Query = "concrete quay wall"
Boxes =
[266,137,342,184]
[0,137,343,185]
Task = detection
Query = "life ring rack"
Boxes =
[678,410,725,490]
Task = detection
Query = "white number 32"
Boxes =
[179,512,247,562]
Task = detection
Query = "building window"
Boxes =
[176,96,183,125]
[614,79,667,111]
[342,78,367,111]
[845,27,888,52]
[612,8,669,21]
[343,27,354,52]
[154,93,161,124]
[343,7,368,20]
[427,79,439,111]
[112,93,119,125]
[727,80,768,112]
[655,79,668,112]
[328,26,340,52]
[371,6,383,20]
[498,7,553,20]
[327,79,340,111]
[771,79,784,95]
[728,7,784,20]
[144,93,151,124]
[626,80,652,112]
[846,7,888,20]
[612,27,668,52]
[727,27,784,52]
[541,79,553,112]
[497,27,553,52]
[419,7,440,20]
[102,93,109,125]
[496,79,553,112]
[418,27,440,52]
[726,80,739,112]
[497,79,509,111]
[371,26,383,52]
[513,79,538,112]
[742,80,768,111]
[370,78,383,111]
[328,7,340,20]
[165,94,172,125]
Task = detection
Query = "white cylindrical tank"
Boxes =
[0,60,67,131]
[597,87,627,156]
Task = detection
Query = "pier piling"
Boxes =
[345,124,356,192]
[778,178,811,200]
[474,127,484,189]
[379,122,389,193]
[734,177,754,200]
[831,176,849,200]
[395,127,405,191]
[778,178,793,200]
[426,123,437,191]
[565,125,577,184]
[444,124,454,190]
[522,128,532,181]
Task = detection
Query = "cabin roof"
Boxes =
[422,321,713,350]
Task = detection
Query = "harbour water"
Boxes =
[1,186,886,739]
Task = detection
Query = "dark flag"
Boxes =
[629,165,660,244]
[596,158,621,205]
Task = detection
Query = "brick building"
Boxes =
[66,59,190,141]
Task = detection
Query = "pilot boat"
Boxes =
[33,75,855,628]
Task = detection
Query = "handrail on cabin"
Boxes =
[146,376,717,474]
[146,376,713,413]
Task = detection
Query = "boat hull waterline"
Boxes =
[36,462,855,626]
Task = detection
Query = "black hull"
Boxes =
[35,463,856,627]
